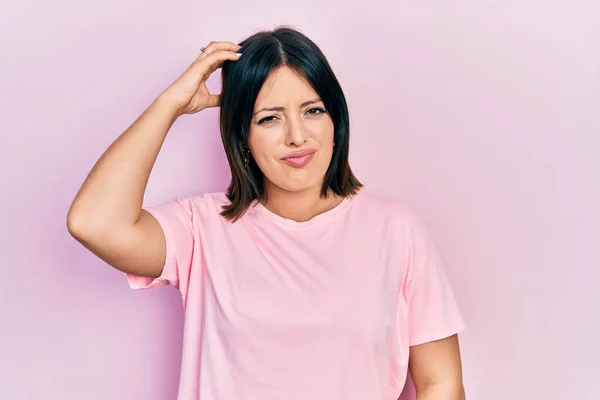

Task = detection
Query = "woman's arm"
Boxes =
[67,95,180,278]
[66,41,241,278]
[408,334,465,400]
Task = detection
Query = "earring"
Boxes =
[243,148,249,167]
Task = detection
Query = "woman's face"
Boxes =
[248,66,334,195]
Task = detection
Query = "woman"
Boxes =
[67,27,467,400]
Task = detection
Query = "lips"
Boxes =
[280,149,317,168]
[281,149,316,160]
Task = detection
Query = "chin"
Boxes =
[270,175,325,194]
[278,181,318,193]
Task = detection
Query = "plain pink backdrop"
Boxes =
[1,1,599,399]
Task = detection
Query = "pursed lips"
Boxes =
[280,149,317,168]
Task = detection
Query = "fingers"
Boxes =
[188,41,241,109]
[190,41,241,78]
[206,94,222,108]
[194,50,242,80]
[204,49,242,64]
[196,41,241,61]
[205,58,227,77]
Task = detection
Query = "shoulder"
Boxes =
[169,191,229,221]
[349,191,432,245]
[351,191,420,227]
[188,191,229,208]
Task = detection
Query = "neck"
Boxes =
[261,183,344,223]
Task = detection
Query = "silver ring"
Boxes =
[200,46,208,55]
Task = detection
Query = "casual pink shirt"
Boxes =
[126,191,466,400]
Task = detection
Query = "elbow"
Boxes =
[66,201,86,236]
[66,201,108,239]
[66,213,83,238]
[66,210,103,240]
[66,210,91,238]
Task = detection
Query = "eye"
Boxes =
[257,115,278,125]
[306,107,326,115]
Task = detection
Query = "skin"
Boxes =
[248,66,344,223]
[67,41,242,278]
[410,334,466,399]
[248,66,465,397]
[67,40,464,397]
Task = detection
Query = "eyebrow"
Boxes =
[253,98,323,116]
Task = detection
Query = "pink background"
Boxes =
[2,1,599,399]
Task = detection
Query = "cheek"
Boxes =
[314,116,334,139]
[248,130,278,164]
[315,120,335,151]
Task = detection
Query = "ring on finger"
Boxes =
[200,46,208,55]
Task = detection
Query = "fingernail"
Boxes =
[236,53,242,56]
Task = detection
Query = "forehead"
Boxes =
[254,66,319,108]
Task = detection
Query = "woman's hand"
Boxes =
[160,41,241,116]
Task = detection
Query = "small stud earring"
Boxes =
[243,148,250,167]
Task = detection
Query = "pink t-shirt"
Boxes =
[126,191,466,400]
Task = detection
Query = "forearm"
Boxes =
[67,95,179,232]
[416,383,466,400]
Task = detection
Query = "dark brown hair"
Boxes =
[219,26,362,221]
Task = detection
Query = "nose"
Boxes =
[284,115,308,147]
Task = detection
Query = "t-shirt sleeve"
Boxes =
[125,197,196,298]
[406,215,467,346]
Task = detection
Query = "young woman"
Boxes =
[67,27,466,400]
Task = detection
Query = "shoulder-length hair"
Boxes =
[219,26,362,221]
